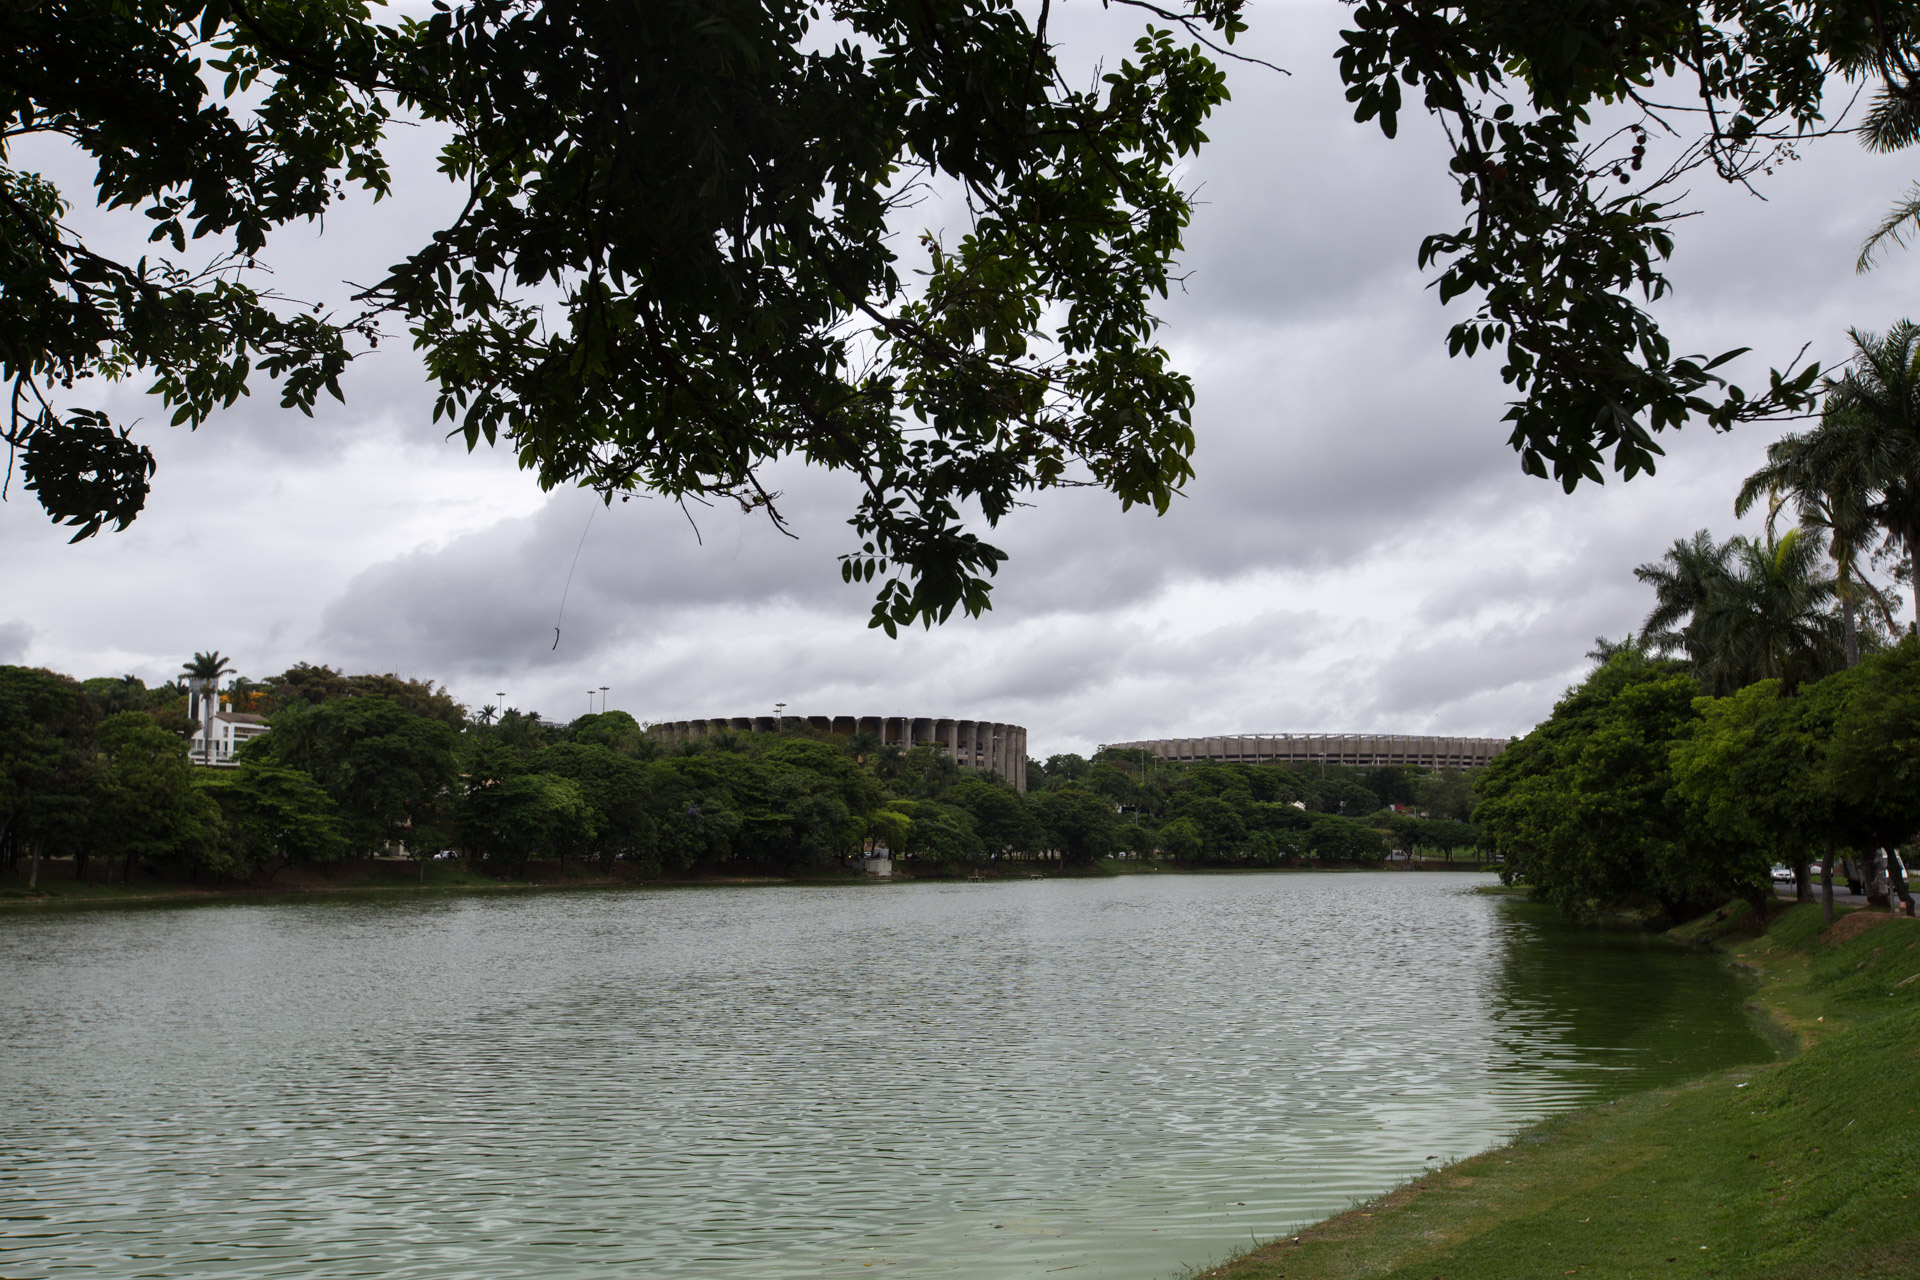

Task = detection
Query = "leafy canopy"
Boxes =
[17,3,1920,625]
[3,0,1240,633]
[1478,651,1764,920]
[1337,0,1920,488]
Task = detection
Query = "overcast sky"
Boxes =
[5,2,1917,755]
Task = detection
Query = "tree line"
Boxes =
[2,657,1488,889]
[1483,640,1920,924]
[1485,327,1920,923]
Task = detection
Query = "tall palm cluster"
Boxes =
[1636,527,1845,694]
[1637,322,1920,693]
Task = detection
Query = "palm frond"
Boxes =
[1862,89,1920,155]
[1860,189,1920,272]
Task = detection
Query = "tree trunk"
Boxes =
[1892,848,1916,916]
[1822,843,1835,924]
[28,838,40,891]
[1843,588,1859,668]
[1794,857,1812,903]
[419,857,427,884]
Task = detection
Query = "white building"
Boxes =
[188,711,269,767]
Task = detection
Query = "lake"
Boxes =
[0,873,1768,1279]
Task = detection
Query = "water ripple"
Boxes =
[0,874,1766,1279]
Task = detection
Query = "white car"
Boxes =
[1770,864,1797,885]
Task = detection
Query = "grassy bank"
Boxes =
[1197,902,1920,1280]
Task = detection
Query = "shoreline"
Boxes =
[1191,898,1920,1280]
[0,859,1496,912]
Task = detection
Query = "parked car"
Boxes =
[1771,864,1796,885]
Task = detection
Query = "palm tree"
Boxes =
[180,650,236,722]
[1635,528,1843,693]
[1737,417,1898,666]
[477,703,499,726]
[1693,529,1844,694]
[181,650,235,681]
[1819,323,1920,633]
[1585,635,1644,664]
[1844,24,1920,271]
[1635,529,1733,660]
[845,730,879,766]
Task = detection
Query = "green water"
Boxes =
[0,874,1767,1279]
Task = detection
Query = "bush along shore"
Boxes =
[1194,899,1920,1280]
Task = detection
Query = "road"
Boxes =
[1773,879,1913,909]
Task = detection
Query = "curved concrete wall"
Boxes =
[1102,732,1508,771]
[649,716,1028,791]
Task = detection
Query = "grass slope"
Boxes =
[1200,904,1920,1280]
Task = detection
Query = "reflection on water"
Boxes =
[1486,899,1765,1100]
[0,874,1767,1280]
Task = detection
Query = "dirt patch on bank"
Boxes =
[1822,908,1899,948]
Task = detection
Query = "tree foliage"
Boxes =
[1737,399,1901,666]
[197,758,351,876]
[1817,321,1920,630]
[267,662,467,725]
[1823,638,1920,852]
[21,2,1920,625]
[254,694,460,852]
[1670,680,1837,879]
[3,0,1243,632]
[0,665,98,870]
[1334,0,1920,489]
[93,710,221,876]
[1478,651,1762,920]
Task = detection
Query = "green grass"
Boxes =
[1196,903,1920,1280]
[1665,896,1766,945]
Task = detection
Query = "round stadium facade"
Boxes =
[650,716,1029,790]
[1100,732,1508,770]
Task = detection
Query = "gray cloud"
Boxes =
[0,621,32,665]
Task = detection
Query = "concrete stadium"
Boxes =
[1100,732,1508,771]
[649,716,1029,790]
